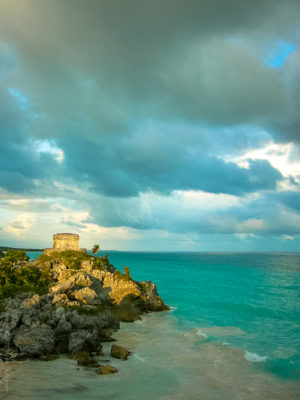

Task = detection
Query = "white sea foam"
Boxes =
[196,329,208,339]
[245,351,268,362]
[169,306,177,312]
[183,328,208,340]
[133,353,145,362]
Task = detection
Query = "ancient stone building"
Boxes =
[44,233,86,255]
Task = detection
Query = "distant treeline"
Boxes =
[0,246,44,252]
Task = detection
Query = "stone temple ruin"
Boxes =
[44,233,86,255]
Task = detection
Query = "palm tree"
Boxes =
[92,244,100,256]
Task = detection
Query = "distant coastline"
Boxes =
[0,246,119,252]
[0,246,44,252]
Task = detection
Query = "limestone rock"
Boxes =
[113,294,145,322]
[74,287,98,304]
[97,365,118,375]
[100,270,141,304]
[68,329,101,353]
[51,263,67,279]
[111,344,130,360]
[69,308,119,332]
[52,293,69,306]
[21,294,40,308]
[75,275,92,287]
[81,260,93,272]
[55,319,72,335]
[139,281,170,312]
[13,325,55,355]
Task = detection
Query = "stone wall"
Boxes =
[44,233,86,254]
[53,233,80,251]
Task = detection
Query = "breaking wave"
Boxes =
[245,351,268,362]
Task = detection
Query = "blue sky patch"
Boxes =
[8,87,29,110]
[264,41,297,67]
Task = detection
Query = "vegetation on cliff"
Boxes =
[0,250,50,301]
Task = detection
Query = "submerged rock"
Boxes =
[111,344,130,360]
[97,365,118,375]
[77,353,100,368]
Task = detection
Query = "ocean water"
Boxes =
[1,252,299,399]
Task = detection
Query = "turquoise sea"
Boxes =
[2,252,300,399]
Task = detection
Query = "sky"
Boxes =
[0,0,300,251]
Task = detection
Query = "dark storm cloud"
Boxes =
[1,0,300,138]
[267,191,300,212]
[0,86,64,194]
[57,130,282,197]
[0,0,300,242]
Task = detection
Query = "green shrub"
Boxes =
[92,254,115,272]
[0,251,51,300]
[3,249,29,265]
[38,250,91,270]
[137,282,148,293]
[35,254,51,265]
[114,270,133,282]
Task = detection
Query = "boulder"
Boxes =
[76,351,100,367]
[99,270,141,304]
[52,293,69,306]
[74,287,98,304]
[113,294,144,322]
[111,344,130,360]
[13,325,55,355]
[69,308,119,332]
[21,294,40,308]
[68,329,101,353]
[97,365,118,375]
[140,281,170,312]
[55,319,72,335]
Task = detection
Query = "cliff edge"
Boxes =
[0,249,169,370]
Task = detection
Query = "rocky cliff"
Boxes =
[0,250,169,371]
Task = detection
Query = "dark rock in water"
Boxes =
[97,365,118,375]
[139,281,170,312]
[111,344,130,360]
[70,351,100,367]
[13,324,55,356]
[68,329,103,353]
[77,354,99,368]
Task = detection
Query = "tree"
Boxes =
[92,244,100,256]
[124,266,130,278]
[3,249,29,265]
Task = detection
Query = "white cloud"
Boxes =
[32,139,65,163]
[229,141,300,180]
[3,213,36,236]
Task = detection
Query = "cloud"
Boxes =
[0,0,300,249]
[3,213,35,236]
